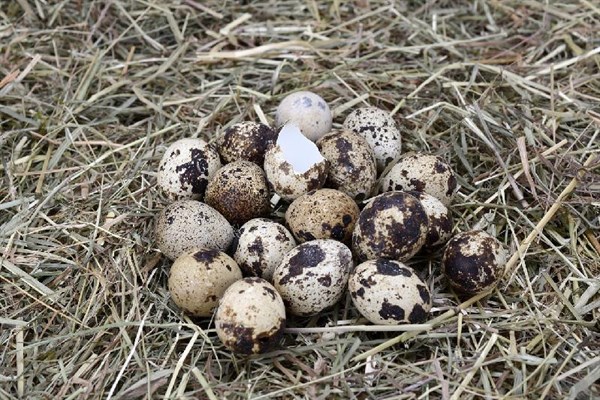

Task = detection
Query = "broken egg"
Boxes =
[275,91,332,142]
[263,123,328,202]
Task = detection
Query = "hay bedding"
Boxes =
[0,0,599,398]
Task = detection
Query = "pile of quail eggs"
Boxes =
[155,91,508,355]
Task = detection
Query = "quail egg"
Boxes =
[352,191,428,262]
[380,153,457,207]
[157,138,221,200]
[263,123,328,201]
[349,259,432,324]
[316,129,377,201]
[233,218,297,282]
[285,189,359,244]
[215,277,286,354]
[275,91,332,142]
[155,200,234,260]
[442,230,508,294]
[205,161,271,225]
[343,107,401,173]
[217,122,277,165]
[273,239,353,316]
[168,249,242,317]
[409,191,453,249]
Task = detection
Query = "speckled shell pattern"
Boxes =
[343,107,402,173]
[409,191,453,249]
[442,230,508,294]
[349,259,432,325]
[168,249,242,317]
[273,240,353,316]
[275,91,333,142]
[205,161,271,225]
[316,129,377,201]
[155,200,234,260]
[233,218,297,282]
[217,122,277,165]
[352,191,429,263]
[380,153,457,207]
[216,277,286,354]
[263,144,329,202]
[157,138,221,200]
[285,189,359,244]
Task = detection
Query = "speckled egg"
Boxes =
[275,91,332,142]
[233,218,297,282]
[157,138,221,200]
[263,124,328,201]
[409,191,453,249]
[349,259,432,325]
[217,122,277,165]
[442,230,508,294]
[273,240,353,316]
[380,153,457,207]
[285,189,359,244]
[205,161,271,225]
[155,200,234,260]
[352,191,428,262]
[316,129,377,201]
[168,249,242,317]
[215,277,286,354]
[343,107,401,173]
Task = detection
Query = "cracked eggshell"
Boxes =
[157,138,221,200]
[285,189,359,245]
[263,124,328,202]
[233,218,297,282]
[349,259,432,325]
[273,239,353,316]
[155,200,234,260]
[352,191,428,263]
[168,249,242,317]
[216,277,286,354]
[205,161,271,225]
[275,91,332,142]
[380,153,457,206]
[442,230,508,294]
[217,122,277,165]
[343,107,401,173]
[409,191,453,249]
[316,129,377,201]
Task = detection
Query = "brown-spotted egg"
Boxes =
[275,91,332,142]
[217,122,277,165]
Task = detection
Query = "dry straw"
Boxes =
[1,1,599,399]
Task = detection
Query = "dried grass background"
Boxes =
[1,0,599,399]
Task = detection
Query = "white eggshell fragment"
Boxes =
[216,277,286,354]
[157,138,221,200]
[343,107,401,173]
[155,200,234,260]
[275,91,332,142]
[273,239,353,316]
[263,124,328,201]
[349,259,432,325]
[205,161,271,225]
[285,189,359,244]
[442,230,508,294]
[380,153,457,206]
[352,191,428,263]
[316,129,377,201]
[233,218,297,282]
[168,249,242,317]
[217,122,277,165]
[409,191,453,249]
